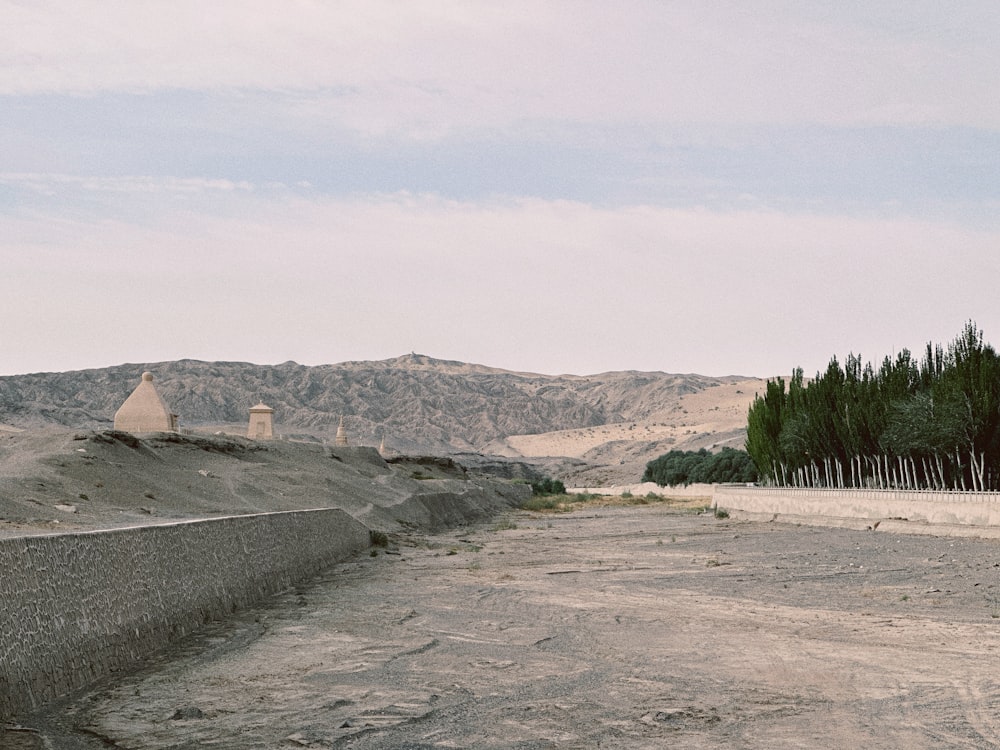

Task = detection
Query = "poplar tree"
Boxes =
[745,322,1000,491]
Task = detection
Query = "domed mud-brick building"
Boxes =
[113,372,178,433]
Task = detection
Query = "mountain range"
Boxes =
[0,355,765,485]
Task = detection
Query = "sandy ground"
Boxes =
[14,504,1000,749]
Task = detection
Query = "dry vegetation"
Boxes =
[521,491,712,513]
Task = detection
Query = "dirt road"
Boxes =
[21,506,1000,748]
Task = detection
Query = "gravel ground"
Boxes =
[15,505,1000,749]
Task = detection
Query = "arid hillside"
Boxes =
[0,428,530,538]
[0,355,766,485]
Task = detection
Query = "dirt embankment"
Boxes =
[0,429,527,538]
[17,505,1000,749]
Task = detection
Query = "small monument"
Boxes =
[114,372,178,433]
[335,416,349,446]
[247,402,274,439]
[378,434,394,457]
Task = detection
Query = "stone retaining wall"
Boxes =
[713,485,1000,526]
[0,509,370,719]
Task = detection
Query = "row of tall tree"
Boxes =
[745,323,1000,491]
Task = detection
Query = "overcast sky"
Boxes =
[3,1,999,378]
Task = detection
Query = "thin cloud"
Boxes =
[3,2,999,133]
[0,173,255,195]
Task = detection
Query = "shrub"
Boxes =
[522,495,562,511]
[530,477,566,496]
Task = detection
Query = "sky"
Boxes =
[3,1,1000,378]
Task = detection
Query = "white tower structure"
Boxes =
[247,402,274,439]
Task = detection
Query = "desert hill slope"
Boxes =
[0,355,765,485]
[0,428,527,538]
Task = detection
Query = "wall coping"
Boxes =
[8,507,343,542]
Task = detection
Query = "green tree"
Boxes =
[644,448,756,486]
[744,322,1000,491]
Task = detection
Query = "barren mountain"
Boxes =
[0,355,765,485]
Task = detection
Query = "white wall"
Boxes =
[713,486,1000,526]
